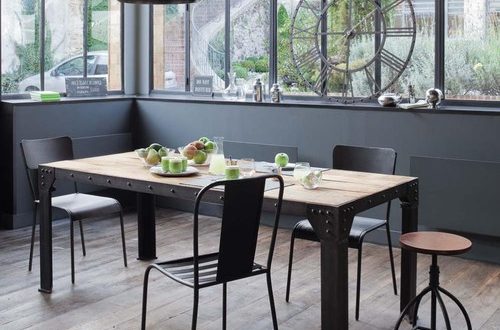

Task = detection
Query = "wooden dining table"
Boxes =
[37,151,419,330]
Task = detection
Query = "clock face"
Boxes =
[290,0,416,103]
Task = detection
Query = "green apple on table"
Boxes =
[193,150,207,164]
[275,153,289,167]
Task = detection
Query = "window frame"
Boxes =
[0,0,124,98]
[150,0,499,107]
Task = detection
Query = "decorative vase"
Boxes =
[222,72,238,101]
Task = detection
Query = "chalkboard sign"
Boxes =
[65,77,108,97]
[192,76,213,97]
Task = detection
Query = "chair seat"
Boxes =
[400,231,472,256]
[154,252,267,289]
[293,216,387,248]
[37,193,122,221]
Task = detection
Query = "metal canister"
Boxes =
[253,78,263,102]
[270,83,282,103]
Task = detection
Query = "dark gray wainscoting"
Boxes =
[135,99,500,263]
[1,99,134,229]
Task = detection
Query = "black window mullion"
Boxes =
[40,0,46,90]
[185,4,191,92]
[83,0,89,78]
[149,4,154,92]
[224,0,231,87]
[435,0,445,93]
[120,2,125,92]
[269,0,278,89]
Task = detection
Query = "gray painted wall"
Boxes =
[135,99,500,263]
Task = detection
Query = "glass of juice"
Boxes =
[169,158,183,174]
[161,156,170,173]
[225,165,240,180]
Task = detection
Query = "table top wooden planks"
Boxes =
[43,151,416,208]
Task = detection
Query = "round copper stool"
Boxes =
[394,232,472,330]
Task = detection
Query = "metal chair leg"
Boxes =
[192,288,199,330]
[79,220,86,256]
[355,245,362,321]
[141,265,154,330]
[119,211,127,267]
[435,290,452,330]
[412,287,429,327]
[266,272,279,330]
[385,222,398,295]
[222,282,227,330]
[285,232,296,302]
[438,287,472,330]
[70,219,75,284]
[28,203,38,271]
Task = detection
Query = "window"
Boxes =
[1,0,122,95]
[151,0,499,104]
[445,0,499,101]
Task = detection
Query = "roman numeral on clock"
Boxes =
[379,49,406,72]
[385,27,414,37]
[296,47,321,69]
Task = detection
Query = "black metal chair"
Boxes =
[21,136,127,283]
[141,174,284,330]
[285,145,398,321]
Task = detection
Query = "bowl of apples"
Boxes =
[180,137,216,166]
[135,143,173,167]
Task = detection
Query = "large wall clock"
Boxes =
[290,0,416,103]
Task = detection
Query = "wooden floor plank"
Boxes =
[1,208,499,330]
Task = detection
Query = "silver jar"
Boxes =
[270,83,282,103]
[253,78,263,102]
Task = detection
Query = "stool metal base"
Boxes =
[394,255,472,330]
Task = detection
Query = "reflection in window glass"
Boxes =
[153,4,185,91]
[1,1,41,93]
[230,0,270,92]
[1,0,122,95]
[44,0,84,93]
[191,0,226,91]
[445,0,499,101]
[277,0,315,95]
[88,0,122,90]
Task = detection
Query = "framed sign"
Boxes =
[192,75,213,97]
[65,77,108,97]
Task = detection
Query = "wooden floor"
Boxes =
[1,208,499,330]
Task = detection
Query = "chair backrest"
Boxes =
[333,145,397,219]
[20,136,74,200]
[224,140,298,163]
[193,174,284,284]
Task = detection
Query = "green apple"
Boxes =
[204,140,215,153]
[145,149,161,165]
[193,150,207,164]
[199,137,209,144]
[158,147,169,158]
[274,153,289,167]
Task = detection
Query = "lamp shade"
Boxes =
[117,0,196,4]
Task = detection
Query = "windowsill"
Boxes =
[2,92,499,115]
[139,92,500,116]
[1,94,134,106]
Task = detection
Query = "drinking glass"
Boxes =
[300,170,323,189]
[293,162,311,181]
[239,158,256,177]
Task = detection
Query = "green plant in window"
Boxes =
[233,65,249,79]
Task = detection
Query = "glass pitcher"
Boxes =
[208,137,226,175]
